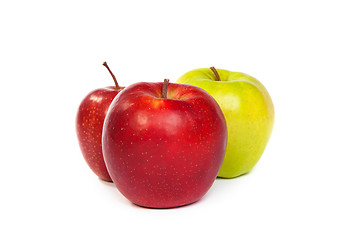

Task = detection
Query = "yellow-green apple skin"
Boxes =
[177,68,274,178]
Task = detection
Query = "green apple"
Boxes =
[177,67,274,178]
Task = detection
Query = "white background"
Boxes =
[1,0,359,239]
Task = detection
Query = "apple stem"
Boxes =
[103,62,120,89]
[162,79,170,99]
[210,66,221,81]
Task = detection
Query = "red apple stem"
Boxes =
[162,79,170,99]
[210,66,221,81]
[103,62,120,89]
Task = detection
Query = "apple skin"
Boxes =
[102,82,227,208]
[177,68,274,178]
[76,86,123,181]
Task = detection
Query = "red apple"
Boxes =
[102,79,227,208]
[76,62,124,181]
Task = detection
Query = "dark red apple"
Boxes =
[102,79,227,208]
[76,62,124,181]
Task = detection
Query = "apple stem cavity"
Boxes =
[210,66,221,81]
[162,79,170,99]
[103,61,120,89]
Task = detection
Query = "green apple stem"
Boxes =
[210,66,221,81]
[162,79,170,99]
[103,61,120,89]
